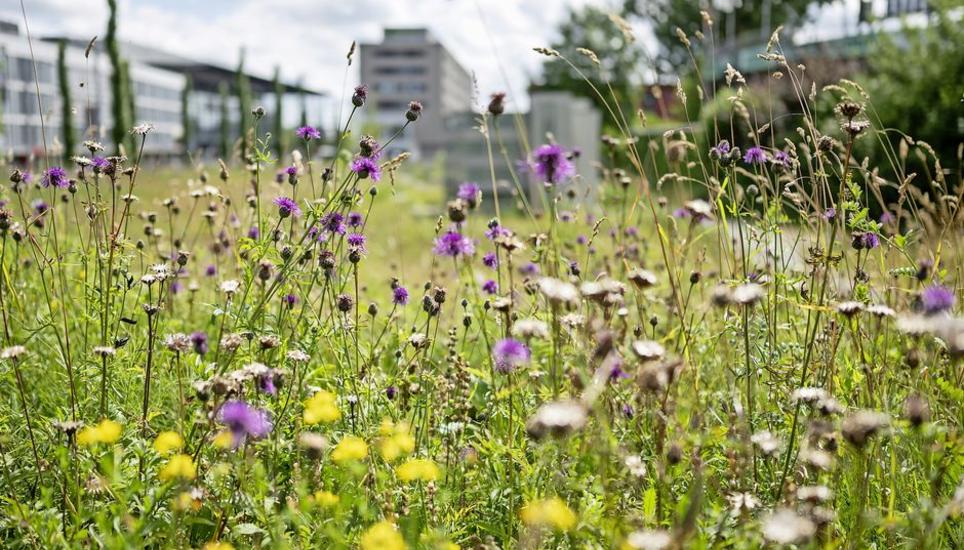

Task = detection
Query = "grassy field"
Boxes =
[0,31,962,550]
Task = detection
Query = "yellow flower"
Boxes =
[396,459,440,483]
[203,543,234,550]
[331,435,368,463]
[159,454,197,482]
[312,490,340,508]
[360,520,406,550]
[520,497,577,532]
[378,420,415,461]
[303,390,341,424]
[212,430,234,449]
[153,431,184,454]
[77,419,123,446]
[174,490,202,512]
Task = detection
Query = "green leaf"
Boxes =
[233,522,263,536]
[643,487,657,521]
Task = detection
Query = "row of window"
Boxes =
[371,65,427,76]
[371,81,428,95]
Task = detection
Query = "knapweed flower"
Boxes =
[77,419,123,446]
[396,458,440,482]
[532,144,575,184]
[273,196,301,218]
[158,454,196,482]
[851,231,880,250]
[359,521,405,550]
[433,230,474,257]
[303,390,341,424]
[392,285,409,306]
[296,125,321,141]
[219,400,272,447]
[350,157,381,181]
[520,496,577,532]
[743,146,767,165]
[492,338,530,373]
[332,435,368,463]
[347,212,364,227]
[153,431,184,454]
[920,284,955,315]
[482,252,498,269]
[91,155,111,173]
[347,232,367,253]
[190,331,208,355]
[482,279,498,294]
[352,85,368,107]
[457,182,482,208]
[41,166,69,188]
[319,212,346,234]
[709,139,731,158]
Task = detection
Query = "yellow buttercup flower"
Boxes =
[77,419,123,446]
[212,430,234,449]
[312,490,340,508]
[153,431,184,454]
[331,435,368,463]
[378,419,415,461]
[303,390,341,424]
[203,543,234,550]
[159,454,197,482]
[360,520,406,550]
[396,458,440,483]
[174,490,202,512]
[520,496,577,532]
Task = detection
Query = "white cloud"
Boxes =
[3,0,619,111]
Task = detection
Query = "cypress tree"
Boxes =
[105,0,128,153]
[272,67,284,160]
[236,49,252,158]
[219,81,230,160]
[57,39,75,161]
[181,75,192,153]
[123,59,136,153]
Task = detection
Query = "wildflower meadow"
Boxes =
[0,3,962,550]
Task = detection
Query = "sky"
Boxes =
[2,0,892,111]
[3,0,615,112]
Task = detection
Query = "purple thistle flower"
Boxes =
[258,373,278,396]
[709,139,731,157]
[347,232,367,253]
[433,230,475,257]
[285,165,298,176]
[519,262,540,276]
[823,208,836,221]
[273,196,301,218]
[20,170,32,184]
[320,212,346,235]
[347,212,364,227]
[880,211,895,224]
[386,385,398,400]
[608,360,630,383]
[91,156,110,172]
[772,150,791,167]
[170,280,184,294]
[247,226,260,239]
[743,146,767,165]
[190,331,208,355]
[576,235,588,245]
[219,400,272,447]
[296,126,321,141]
[920,284,955,315]
[482,252,498,269]
[41,166,69,188]
[32,199,49,214]
[672,207,689,218]
[350,157,381,181]
[457,182,482,207]
[532,144,575,184]
[205,264,217,277]
[482,279,498,294]
[352,85,368,107]
[283,293,299,308]
[852,231,880,250]
[492,338,530,373]
[392,286,409,306]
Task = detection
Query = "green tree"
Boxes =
[57,39,75,162]
[219,81,231,160]
[863,0,963,170]
[536,5,646,129]
[181,75,192,153]
[105,0,129,154]
[236,49,252,158]
[624,0,836,72]
[272,67,285,160]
